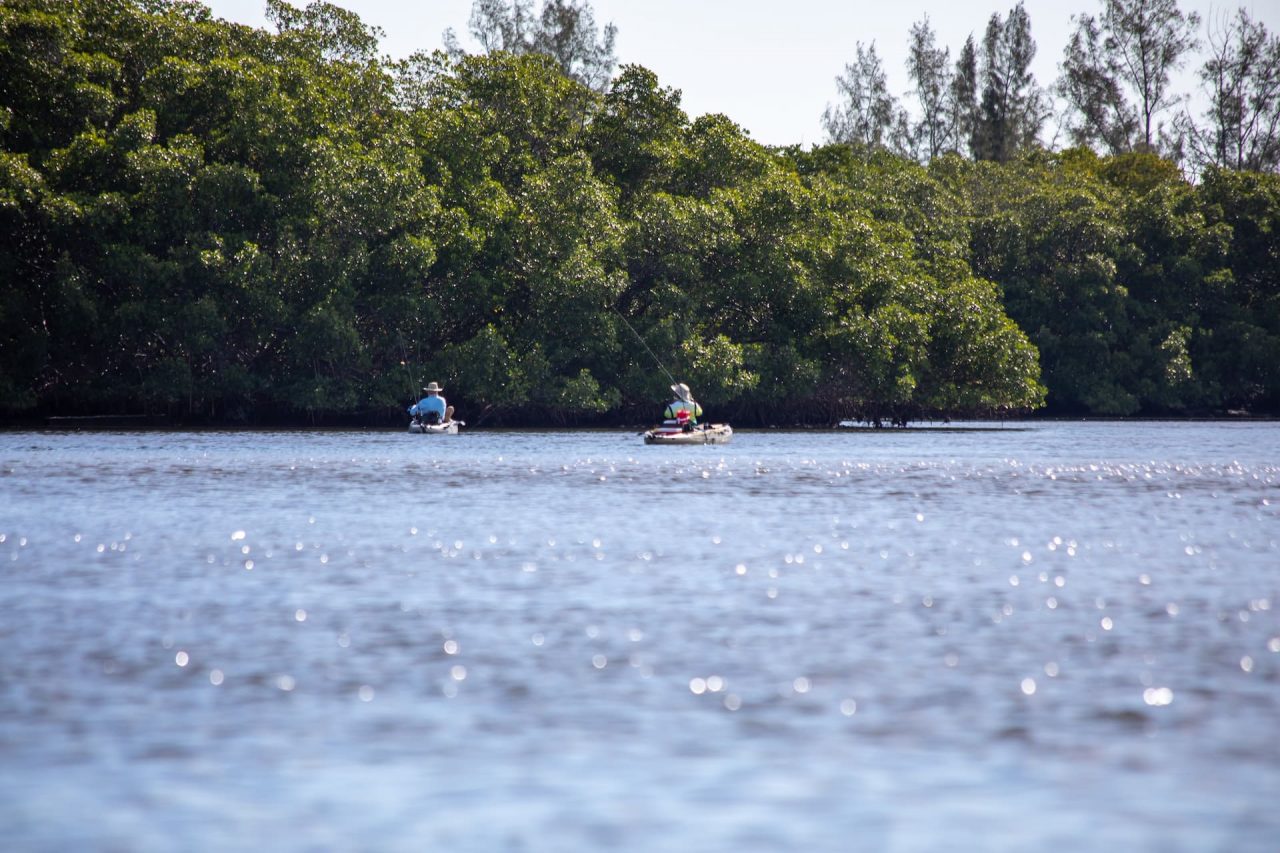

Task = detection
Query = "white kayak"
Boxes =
[643,422,733,445]
[408,419,462,434]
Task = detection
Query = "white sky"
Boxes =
[203,0,1280,147]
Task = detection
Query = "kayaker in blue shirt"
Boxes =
[409,382,449,424]
[663,383,703,430]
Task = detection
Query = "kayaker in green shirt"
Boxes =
[663,383,703,430]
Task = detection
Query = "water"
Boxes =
[1,422,1277,851]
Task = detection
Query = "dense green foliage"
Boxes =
[958,149,1280,413]
[1,1,1276,424]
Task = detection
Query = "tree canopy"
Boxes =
[1,0,1277,426]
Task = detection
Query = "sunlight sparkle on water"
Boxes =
[4,424,1278,850]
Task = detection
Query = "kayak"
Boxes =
[408,419,462,434]
[643,422,733,445]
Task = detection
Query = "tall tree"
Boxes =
[1059,13,1139,153]
[532,0,618,92]
[822,41,909,152]
[458,0,536,54]
[1059,0,1200,154]
[906,16,952,161]
[946,35,979,158]
[1182,9,1280,172]
[444,0,617,92]
[972,3,1046,162]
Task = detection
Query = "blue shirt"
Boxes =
[410,394,447,418]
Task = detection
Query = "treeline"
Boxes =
[826,0,1280,173]
[0,1,1276,425]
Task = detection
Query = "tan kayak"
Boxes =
[643,422,733,445]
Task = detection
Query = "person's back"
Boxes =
[663,383,702,427]
[410,382,448,422]
[664,399,701,422]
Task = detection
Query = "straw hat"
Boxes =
[671,383,692,402]
[423,382,443,393]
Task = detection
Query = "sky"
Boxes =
[203,0,1280,148]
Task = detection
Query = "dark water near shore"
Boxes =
[1,422,1277,851]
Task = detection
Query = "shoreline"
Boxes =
[3,413,1277,433]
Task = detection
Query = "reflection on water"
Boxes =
[1,423,1277,851]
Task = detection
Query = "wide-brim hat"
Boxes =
[423,382,443,393]
[671,382,692,401]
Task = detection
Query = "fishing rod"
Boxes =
[612,306,679,390]
[397,334,420,420]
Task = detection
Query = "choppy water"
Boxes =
[1,422,1277,851]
